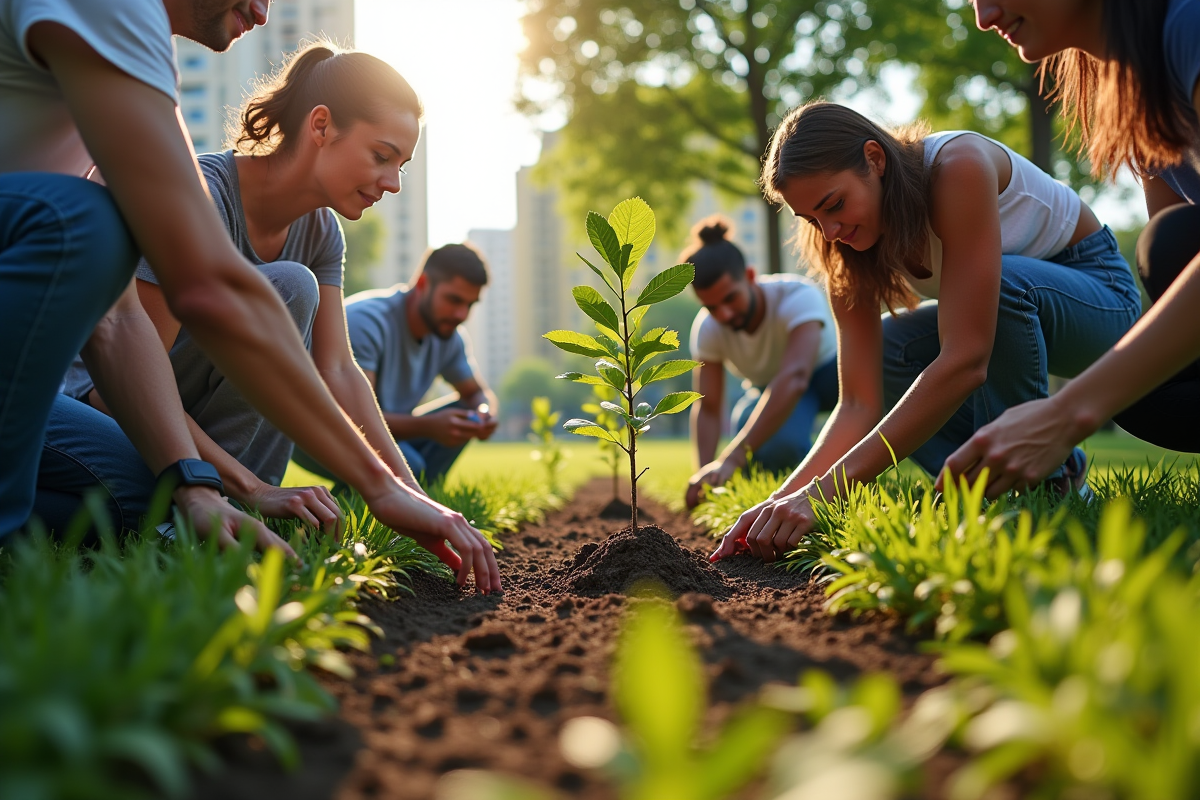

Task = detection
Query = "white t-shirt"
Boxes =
[690,274,837,388]
[0,0,178,176]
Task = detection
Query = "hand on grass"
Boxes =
[244,482,343,539]
[425,408,484,447]
[364,482,503,594]
[686,459,738,509]
[938,396,1083,499]
[710,486,817,563]
[173,486,297,560]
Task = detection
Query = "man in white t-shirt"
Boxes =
[683,217,838,508]
[0,0,501,593]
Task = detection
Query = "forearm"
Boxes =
[80,299,199,474]
[823,357,983,492]
[772,400,877,497]
[691,404,721,467]
[719,375,809,466]
[1054,254,1200,433]
[381,410,427,441]
[325,367,419,488]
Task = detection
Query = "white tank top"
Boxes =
[902,131,1081,299]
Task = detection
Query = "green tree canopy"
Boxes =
[339,208,384,297]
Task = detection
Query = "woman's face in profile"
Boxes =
[972,0,1101,62]
[313,106,421,221]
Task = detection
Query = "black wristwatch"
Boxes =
[157,458,225,495]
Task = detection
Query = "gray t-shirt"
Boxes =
[135,150,345,287]
[1161,0,1200,202]
[345,286,476,416]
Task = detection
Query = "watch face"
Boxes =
[180,459,222,484]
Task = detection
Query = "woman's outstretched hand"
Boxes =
[710,486,819,564]
[938,396,1081,499]
[363,480,503,594]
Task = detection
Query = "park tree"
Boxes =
[518,0,906,274]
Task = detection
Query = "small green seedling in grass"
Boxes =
[528,396,565,496]
[581,383,623,502]
[547,197,702,530]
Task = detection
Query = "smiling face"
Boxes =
[973,0,1104,62]
[178,0,271,52]
[777,141,887,252]
[693,270,758,332]
[309,105,421,221]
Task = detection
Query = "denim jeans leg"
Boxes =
[33,394,155,536]
[881,302,976,475]
[0,174,138,538]
[409,438,466,486]
[731,358,841,473]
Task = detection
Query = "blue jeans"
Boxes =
[0,174,139,538]
[293,394,470,489]
[731,356,840,473]
[882,226,1141,476]
[33,394,156,535]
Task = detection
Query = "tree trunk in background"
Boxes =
[1026,81,1054,174]
[766,199,782,273]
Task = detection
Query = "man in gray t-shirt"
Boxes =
[305,244,498,485]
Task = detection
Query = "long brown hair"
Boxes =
[231,41,424,156]
[761,102,928,311]
[1044,0,1196,178]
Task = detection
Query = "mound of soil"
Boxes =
[552,525,729,598]
[595,497,653,522]
[193,479,944,800]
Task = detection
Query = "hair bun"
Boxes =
[694,214,733,245]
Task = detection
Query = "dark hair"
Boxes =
[418,243,489,287]
[231,40,424,156]
[762,102,927,311]
[1043,0,1196,179]
[680,215,747,289]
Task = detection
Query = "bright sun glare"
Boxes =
[355,0,543,246]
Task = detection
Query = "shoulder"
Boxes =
[197,151,234,194]
[930,134,1002,183]
[927,137,1004,222]
[15,0,177,101]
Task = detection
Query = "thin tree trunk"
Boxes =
[1026,80,1054,173]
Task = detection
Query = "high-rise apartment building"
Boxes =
[464,228,516,387]
[372,137,429,287]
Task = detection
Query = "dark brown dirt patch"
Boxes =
[194,479,945,800]
[551,524,729,598]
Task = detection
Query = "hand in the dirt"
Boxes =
[364,481,502,594]
[686,459,738,509]
[710,489,816,563]
[174,486,297,560]
[424,408,484,447]
[938,396,1079,499]
[243,481,343,538]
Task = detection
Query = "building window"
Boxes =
[181,54,207,71]
[185,108,205,124]
[181,85,206,101]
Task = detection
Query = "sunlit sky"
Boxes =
[355,1,1142,246]
[356,0,544,246]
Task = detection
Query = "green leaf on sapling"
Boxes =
[577,252,616,294]
[586,211,622,271]
[653,391,703,416]
[556,371,607,386]
[618,243,635,289]
[628,304,650,333]
[608,196,655,270]
[543,330,611,359]
[635,263,695,308]
[563,419,621,443]
[637,359,701,387]
[572,286,621,338]
[594,333,624,359]
[595,359,627,391]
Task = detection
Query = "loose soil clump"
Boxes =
[595,497,652,522]
[552,524,729,598]
[193,479,943,800]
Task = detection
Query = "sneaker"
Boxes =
[1045,446,1094,503]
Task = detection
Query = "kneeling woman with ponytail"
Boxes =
[711,102,1141,563]
[65,44,491,565]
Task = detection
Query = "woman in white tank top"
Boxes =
[711,101,1142,564]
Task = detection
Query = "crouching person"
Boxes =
[297,244,498,487]
[684,217,839,509]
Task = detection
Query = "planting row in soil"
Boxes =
[192,479,943,800]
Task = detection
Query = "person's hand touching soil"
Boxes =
[425,408,484,447]
[710,484,819,563]
[686,459,738,509]
[174,486,297,560]
[243,482,344,538]
[363,481,502,594]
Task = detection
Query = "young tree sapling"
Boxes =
[546,197,702,531]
